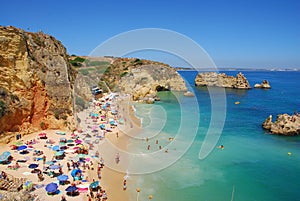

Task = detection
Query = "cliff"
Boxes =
[262,113,300,136]
[101,58,187,103]
[195,72,251,89]
[0,26,76,136]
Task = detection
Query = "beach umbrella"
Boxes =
[71,169,81,177]
[17,145,27,151]
[99,124,105,129]
[52,145,60,151]
[57,174,69,181]
[45,161,54,165]
[89,181,99,189]
[13,141,23,146]
[75,140,82,144]
[45,182,58,193]
[49,164,60,170]
[56,131,66,135]
[67,139,74,143]
[0,151,11,163]
[54,151,64,156]
[65,185,78,192]
[38,133,47,137]
[28,164,39,169]
[23,181,33,190]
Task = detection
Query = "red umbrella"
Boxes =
[38,133,47,137]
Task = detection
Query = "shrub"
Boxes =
[40,121,46,130]
[0,100,7,118]
[120,72,128,77]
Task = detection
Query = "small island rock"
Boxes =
[195,72,251,89]
[262,113,300,136]
[254,80,271,89]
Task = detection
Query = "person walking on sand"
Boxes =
[123,179,127,190]
[115,153,120,164]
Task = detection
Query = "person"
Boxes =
[218,145,224,149]
[67,162,71,171]
[147,145,150,150]
[116,132,119,138]
[115,153,120,164]
[42,155,46,165]
[123,179,127,190]
[100,157,104,168]
[97,170,101,179]
[156,140,158,144]
[61,195,67,201]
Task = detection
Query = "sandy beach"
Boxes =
[0,93,141,201]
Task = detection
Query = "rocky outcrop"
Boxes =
[0,26,76,135]
[254,80,271,89]
[102,58,187,103]
[119,64,187,102]
[262,114,300,136]
[184,91,194,97]
[195,72,251,89]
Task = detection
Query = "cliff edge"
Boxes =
[0,26,76,136]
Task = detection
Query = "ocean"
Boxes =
[127,70,300,201]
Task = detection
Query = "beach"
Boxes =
[0,93,141,201]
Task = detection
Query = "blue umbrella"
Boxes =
[65,185,77,192]
[89,181,99,188]
[57,174,69,181]
[45,183,58,193]
[71,169,81,177]
[49,164,60,170]
[52,145,60,151]
[17,145,27,151]
[28,164,38,169]
[45,161,54,165]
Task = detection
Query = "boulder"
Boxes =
[184,91,195,97]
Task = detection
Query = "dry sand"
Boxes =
[0,94,142,201]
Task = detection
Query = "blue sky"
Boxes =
[1,0,300,68]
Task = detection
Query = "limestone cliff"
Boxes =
[262,114,300,136]
[101,58,187,103]
[195,72,251,89]
[0,26,76,136]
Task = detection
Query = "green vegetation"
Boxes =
[0,100,8,118]
[69,56,85,67]
[52,108,68,120]
[98,81,109,93]
[120,71,128,77]
[75,96,87,110]
[40,121,46,130]
[85,60,110,67]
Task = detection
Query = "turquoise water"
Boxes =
[128,71,300,201]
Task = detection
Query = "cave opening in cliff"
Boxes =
[156,85,169,92]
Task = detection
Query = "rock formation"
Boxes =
[195,72,251,89]
[102,58,187,103]
[254,80,271,89]
[0,26,76,135]
[262,113,300,136]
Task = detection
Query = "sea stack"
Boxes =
[254,80,271,89]
[262,113,300,136]
[194,72,251,89]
